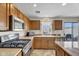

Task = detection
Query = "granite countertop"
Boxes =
[33,35,64,37]
[0,48,22,56]
[19,35,64,40]
[55,41,79,56]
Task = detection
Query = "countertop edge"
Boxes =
[15,49,22,56]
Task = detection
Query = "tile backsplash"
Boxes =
[0,31,25,36]
[0,31,25,42]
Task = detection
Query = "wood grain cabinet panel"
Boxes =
[48,38,56,49]
[6,3,10,30]
[33,37,56,49]
[23,15,28,30]
[30,20,40,30]
[0,3,7,30]
[10,4,18,17]
[53,20,62,30]
[0,3,30,31]
[10,4,24,19]
[33,37,41,49]
[41,37,48,49]
[56,45,64,56]
[17,10,24,20]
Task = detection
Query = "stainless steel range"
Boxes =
[0,34,32,56]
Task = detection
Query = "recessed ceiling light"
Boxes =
[62,3,67,6]
[33,4,37,7]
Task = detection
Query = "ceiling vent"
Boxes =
[35,11,40,13]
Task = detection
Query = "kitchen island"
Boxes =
[19,35,64,49]
[0,48,22,56]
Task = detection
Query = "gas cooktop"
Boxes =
[0,39,31,48]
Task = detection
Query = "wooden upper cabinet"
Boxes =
[0,4,7,30]
[10,4,18,17]
[30,20,40,30]
[0,3,30,31]
[53,20,62,30]
[17,10,24,20]
[10,4,24,20]
[6,3,10,30]
[23,16,30,31]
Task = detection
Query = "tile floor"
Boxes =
[30,49,56,56]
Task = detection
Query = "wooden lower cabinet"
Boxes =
[56,46,64,56]
[33,37,41,49]
[48,38,55,49]
[33,37,56,49]
[56,45,70,56]
[41,37,48,49]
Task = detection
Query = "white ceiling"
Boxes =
[15,3,79,19]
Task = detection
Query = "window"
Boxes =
[64,22,72,34]
[64,22,79,37]
[41,21,52,35]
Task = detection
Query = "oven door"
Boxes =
[24,48,32,56]
[23,41,32,56]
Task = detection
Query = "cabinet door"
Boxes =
[30,20,40,30]
[10,4,18,17]
[48,37,55,49]
[41,37,48,49]
[23,16,30,31]
[56,45,64,56]
[0,4,7,30]
[6,3,10,30]
[17,10,24,20]
[33,37,41,49]
[53,20,62,30]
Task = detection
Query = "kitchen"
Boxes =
[0,3,79,56]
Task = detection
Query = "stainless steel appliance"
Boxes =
[9,15,24,31]
[0,34,32,56]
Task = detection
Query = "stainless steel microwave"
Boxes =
[9,15,24,31]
